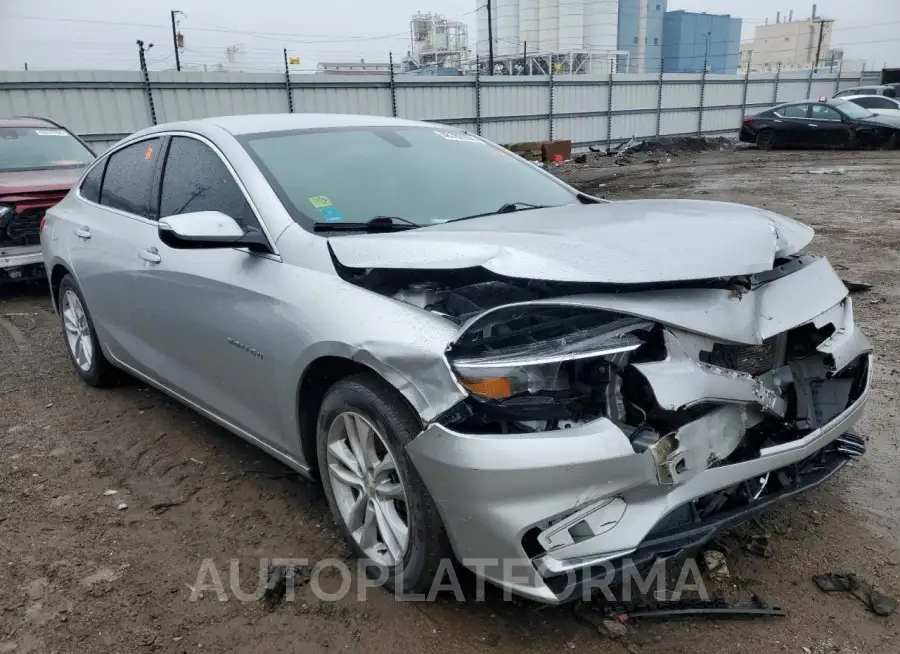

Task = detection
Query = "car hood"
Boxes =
[328,200,814,284]
[0,167,84,197]
[858,113,900,128]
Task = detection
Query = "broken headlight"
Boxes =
[447,315,653,425]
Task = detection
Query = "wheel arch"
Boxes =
[49,262,74,312]
[295,351,426,474]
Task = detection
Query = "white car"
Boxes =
[841,94,900,118]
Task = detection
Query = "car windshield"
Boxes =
[836,102,875,119]
[238,126,578,228]
[0,127,94,173]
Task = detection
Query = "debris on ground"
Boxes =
[812,572,898,616]
[263,563,312,605]
[116,502,128,510]
[702,550,730,582]
[102,489,118,496]
[746,533,774,558]
[842,279,873,293]
[611,594,786,622]
[791,167,847,175]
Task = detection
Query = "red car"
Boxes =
[1,116,95,283]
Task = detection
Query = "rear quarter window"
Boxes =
[79,161,106,203]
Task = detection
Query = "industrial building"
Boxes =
[738,7,833,72]
[475,0,625,74]
[405,13,470,72]
[662,10,742,74]
[616,0,667,73]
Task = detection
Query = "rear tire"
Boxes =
[57,274,117,387]
[756,130,776,151]
[316,373,451,597]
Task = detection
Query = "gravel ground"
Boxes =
[1,148,899,653]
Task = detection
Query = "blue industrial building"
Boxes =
[662,11,742,74]
[617,0,667,73]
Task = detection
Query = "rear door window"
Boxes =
[781,104,809,118]
[159,136,257,229]
[99,138,161,218]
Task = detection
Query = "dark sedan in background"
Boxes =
[740,99,900,150]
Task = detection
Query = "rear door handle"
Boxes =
[74,226,91,239]
[138,247,161,264]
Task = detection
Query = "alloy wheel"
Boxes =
[325,411,410,567]
[61,290,94,372]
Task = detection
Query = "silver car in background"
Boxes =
[41,114,872,603]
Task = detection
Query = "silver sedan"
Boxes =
[41,114,872,603]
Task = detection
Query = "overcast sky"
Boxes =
[0,0,897,72]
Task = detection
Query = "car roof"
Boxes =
[137,113,442,138]
[840,94,900,102]
[0,116,60,128]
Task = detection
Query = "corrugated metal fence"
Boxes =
[0,67,868,154]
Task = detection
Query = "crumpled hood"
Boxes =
[0,167,84,197]
[328,200,814,284]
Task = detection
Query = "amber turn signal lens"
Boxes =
[458,376,513,399]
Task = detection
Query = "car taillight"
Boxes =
[742,117,753,124]
[39,216,47,233]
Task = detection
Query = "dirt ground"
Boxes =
[1,148,899,654]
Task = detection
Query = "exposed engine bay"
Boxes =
[337,254,871,481]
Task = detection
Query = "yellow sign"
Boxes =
[289,57,301,65]
[308,196,333,209]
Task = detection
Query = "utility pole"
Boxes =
[170,10,183,72]
[813,19,829,70]
[136,40,157,125]
[523,41,527,75]
[23,62,28,71]
[486,0,494,75]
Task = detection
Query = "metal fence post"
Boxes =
[136,40,157,126]
[773,62,782,105]
[475,56,482,136]
[698,67,707,136]
[606,64,613,150]
[806,66,814,98]
[388,52,397,118]
[283,48,294,113]
[834,59,843,96]
[655,59,664,136]
[548,63,555,141]
[740,53,752,118]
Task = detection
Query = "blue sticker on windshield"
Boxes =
[319,206,345,222]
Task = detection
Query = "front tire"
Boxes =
[756,129,776,151]
[316,373,450,596]
[57,274,117,386]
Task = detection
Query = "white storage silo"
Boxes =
[476,2,490,61]
[538,0,559,53]
[519,0,540,53]
[583,0,619,53]
[496,0,521,57]
[558,0,584,51]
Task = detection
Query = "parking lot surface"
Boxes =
[1,149,899,653]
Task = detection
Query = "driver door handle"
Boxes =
[138,247,161,264]
[74,226,91,239]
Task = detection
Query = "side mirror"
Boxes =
[158,211,269,250]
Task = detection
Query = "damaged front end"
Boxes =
[366,255,873,603]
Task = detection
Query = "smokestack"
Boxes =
[789,10,793,22]
[776,11,780,23]
[812,3,817,19]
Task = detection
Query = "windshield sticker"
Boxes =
[308,195,333,209]
[34,129,68,136]
[319,206,344,222]
[433,130,482,144]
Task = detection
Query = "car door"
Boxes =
[123,133,289,451]
[775,104,811,145]
[65,136,165,369]
[808,104,850,147]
